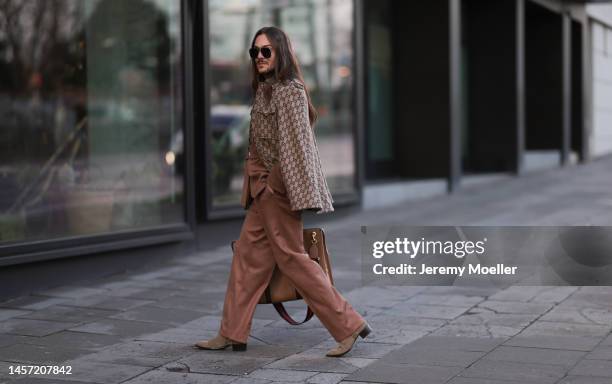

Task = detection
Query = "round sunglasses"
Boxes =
[249,46,272,59]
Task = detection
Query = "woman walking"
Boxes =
[194,26,371,357]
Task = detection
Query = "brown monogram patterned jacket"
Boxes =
[240,76,334,214]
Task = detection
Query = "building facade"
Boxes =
[0,0,610,296]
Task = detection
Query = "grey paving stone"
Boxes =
[403,294,485,307]
[0,360,17,381]
[337,382,380,384]
[264,351,370,373]
[107,287,182,301]
[339,357,377,369]
[432,323,521,338]
[68,318,170,338]
[562,294,612,310]
[0,310,30,322]
[421,286,499,297]
[585,346,612,360]
[99,287,162,299]
[170,352,275,375]
[381,285,429,294]
[146,269,213,282]
[306,372,347,384]
[247,368,318,381]
[407,336,505,352]
[31,360,150,383]
[15,305,118,323]
[9,379,94,384]
[569,358,612,377]
[476,300,553,315]
[121,369,235,383]
[456,306,538,326]
[136,328,217,344]
[0,335,31,349]
[87,273,131,285]
[483,346,586,367]
[158,285,224,300]
[557,376,612,384]
[540,306,612,325]
[383,345,485,368]
[459,359,567,383]
[93,280,160,291]
[447,377,526,384]
[0,343,91,364]
[531,287,578,303]
[390,303,469,320]
[367,314,447,333]
[37,286,108,299]
[504,335,602,351]
[61,295,154,311]
[0,296,70,311]
[519,321,611,338]
[229,378,272,384]
[108,305,203,326]
[73,339,199,368]
[98,340,194,360]
[139,278,207,292]
[438,307,536,336]
[487,286,553,302]
[128,270,181,281]
[21,331,122,350]
[72,350,170,368]
[145,294,220,314]
[345,360,462,384]
[601,333,612,346]
[126,278,193,289]
[578,287,612,295]
[343,287,420,309]
[0,318,78,337]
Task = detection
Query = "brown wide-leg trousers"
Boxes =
[218,159,364,344]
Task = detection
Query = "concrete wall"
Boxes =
[588,5,612,157]
[590,20,612,157]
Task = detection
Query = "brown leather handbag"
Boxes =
[230,227,334,325]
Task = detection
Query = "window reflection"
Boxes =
[0,0,184,243]
[209,0,356,209]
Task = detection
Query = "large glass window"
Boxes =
[209,0,356,209]
[0,0,184,244]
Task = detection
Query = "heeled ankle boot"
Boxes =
[326,322,372,357]
[194,333,247,351]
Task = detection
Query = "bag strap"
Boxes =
[273,302,314,325]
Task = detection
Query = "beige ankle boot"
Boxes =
[194,333,247,351]
[326,322,372,357]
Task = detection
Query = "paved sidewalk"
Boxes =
[0,157,611,384]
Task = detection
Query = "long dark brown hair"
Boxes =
[249,26,317,126]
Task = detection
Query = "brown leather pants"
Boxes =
[218,153,365,344]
